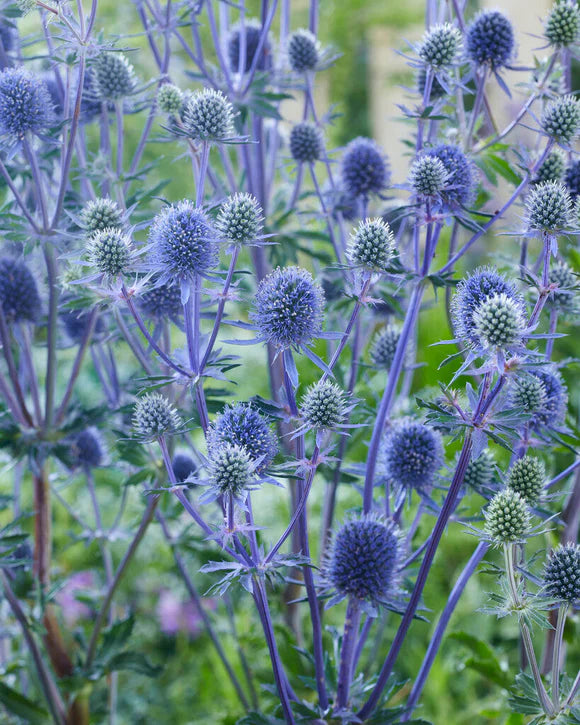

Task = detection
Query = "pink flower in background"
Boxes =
[157,589,216,637]
[56,571,95,626]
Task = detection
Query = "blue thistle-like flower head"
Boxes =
[325,514,400,607]
[564,159,580,198]
[133,393,181,440]
[92,52,136,101]
[0,67,54,139]
[464,449,494,493]
[207,403,277,471]
[341,137,389,198]
[80,197,124,234]
[548,260,577,312]
[506,456,545,505]
[510,374,547,414]
[529,369,568,429]
[466,10,515,69]
[72,428,104,468]
[289,121,324,163]
[526,181,571,232]
[87,228,133,278]
[216,193,263,246]
[472,292,526,351]
[157,84,184,115]
[301,380,347,430]
[60,303,104,343]
[382,419,443,493]
[425,144,474,206]
[545,1,580,47]
[451,267,525,348]
[544,544,580,603]
[370,325,401,368]
[208,443,254,496]
[148,200,218,283]
[139,282,183,320]
[182,88,234,143]
[172,453,196,482]
[252,266,325,350]
[287,28,320,72]
[534,150,566,185]
[484,488,530,544]
[542,95,580,145]
[347,218,394,272]
[228,20,271,73]
[0,257,41,323]
[419,23,462,68]
[410,154,449,196]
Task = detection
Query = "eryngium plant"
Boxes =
[0,1,578,724]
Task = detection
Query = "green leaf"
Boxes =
[0,681,48,723]
[97,614,135,663]
[105,651,162,678]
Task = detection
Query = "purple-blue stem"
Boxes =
[241,0,279,96]
[464,67,487,152]
[23,138,49,230]
[416,68,433,152]
[336,598,362,709]
[43,243,59,429]
[0,309,33,427]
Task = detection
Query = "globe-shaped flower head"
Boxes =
[287,29,320,72]
[419,23,461,68]
[172,453,196,482]
[510,374,547,415]
[472,293,526,351]
[228,21,271,73]
[484,489,530,544]
[347,218,394,272]
[133,393,180,441]
[466,10,515,69]
[463,449,494,492]
[325,515,400,606]
[158,84,183,115]
[425,144,474,206]
[545,1,580,47]
[506,456,545,505]
[80,197,124,235]
[370,325,401,368]
[139,283,183,320]
[526,181,571,232]
[252,266,325,350]
[93,52,136,101]
[529,369,568,429]
[535,150,566,185]
[289,121,324,163]
[382,419,443,493]
[544,544,580,603]
[410,154,448,196]
[451,267,524,348]
[72,429,104,469]
[0,68,54,139]
[548,260,577,312]
[216,193,263,246]
[341,137,390,199]
[183,89,234,143]
[542,95,580,145]
[207,403,277,471]
[209,444,253,497]
[0,257,40,323]
[148,200,217,283]
[301,380,347,430]
[565,159,580,198]
[88,228,132,278]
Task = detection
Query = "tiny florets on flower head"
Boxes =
[419,23,462,68]
[506,456,545,505]
[526,181,571,232]
[341,137,390,198]
[325,514,400,606]
[472,292,526,350]
[534,150,566,185]
[370,325,400,368]
[182,88,234,143]
[289,121,324,163]
[287,28,320,72]
[172,453,196,482]
[252,266,325,349]
[545,1,580,47]
[542,95,580,145]
[463,449,494,492]
[424,144,474,206]
[0,23,17,54]
[87,228,132,278]
[148,200,217,283]
[216,193,263,246]
[133,393,181,440]
[92,52,136,101]
[0,67,54,138]
[301,380,347,430]
[466,10,515,69]
[382,419,443,493]
[451,267,524,348]
[409,154,448,196]
[484,488,530,544]
[0,257,40,323]
[544,544,580,603]
[529,369,568,429]
[564,159,580,198]
[209,443,253,496]
[228,20,271,73]
[158,83,184,115]
[139,282,183,320]
[80,197,124,235]
[72,429,104,469]
[207,402,277,471]
[510,374,547,414]
[548,260,577,312]
[347,218,394,272]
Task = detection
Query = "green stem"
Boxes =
[552,603,568,710]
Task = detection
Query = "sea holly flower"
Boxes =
[182,89,235,144]
[157,84,184,116]
[207,403,277,472]
[542,95,580,145]
[87,228,134,280]
[424,144,475,207]
[533,150,566,185]
[484,488,531,544]
[381,419,443,495]
[341,137,390,199]
[506,456,545,505]
[544,0,580,48]
[466,10,515,70]
[544,544,580,604]
[287,28,320,72]
[528,369,568,430]
[300,380,349,431]
[92,51,136,101]
[418,23,462,69]
[525,181,572,233]
[409,154,449,197]
[132,393,181,441]
[0,257,41,323]
[0,67,54,141]
[472,293,527,353]
[79,197,125,235]
[289,121,324,163]
[370,325,401,369]
[216,193,264,247]
[228,20,272,73]
[347,218,395,273]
